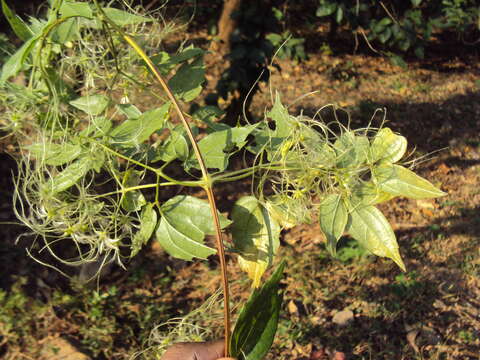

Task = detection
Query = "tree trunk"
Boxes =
[213,0,242,55]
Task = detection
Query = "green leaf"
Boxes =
[411,0,422,6]
[192,106,229,132]
[389,55,407,69]
[1,0,33,41]
[59,1,93,18]
[80,117,112,138]
[398,39,411,52]
[267,93,294,139]
[82,117,112,137]
[266,33,283,45]
[187,125,256,171]
[45,157,92,194]
[373,164,446,199]
[319,194,348,256]
[90,148,105,173]
[120,170,146,212]
[168,57,205,101]
[102,7,152,26]
[347,204,405,271]
[230,261,285,360]
[334,131,370,168]
[156,195,231,261]
[251,93,296,159]
[53,18,80,44]
[116,103,142,119]
[316,3,337,17]
[373,17,392,33]
[335,6,343,23]
[131,203,157,257]
[154,125,189,163]
[378,27,392,43]
[70,95,109,116]
[414,46,425,59]
[27,142,82,166]
[370,127,407,163]
[231,196,280,288]
[168,46,204,65]
[0,36,37,83]
[110,102,170,145]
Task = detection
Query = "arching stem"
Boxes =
[93,4,231,355]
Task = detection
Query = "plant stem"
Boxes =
[94,6,232,354]
[95,142,199,187]
[125,35,232,355]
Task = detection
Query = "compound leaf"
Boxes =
[230,261,285,360]
[70,94,109,116]
[131,203,157,257]
[231,196,280,288]
[347,204,405,271]
[370,128,407,163]
[319,194,348,256]
[373,164,446,199]
[156,195,231,261]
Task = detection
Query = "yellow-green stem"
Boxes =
[93,6,231,354]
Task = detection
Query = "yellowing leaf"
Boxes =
[351,181,396,205]
[373,164,446,199]
[347,204,405,271]
[370,128,407,163]
[265,196,298,230]
[319,194,348,256]
[231,196,280,288]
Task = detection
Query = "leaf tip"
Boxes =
[395,257,407,272]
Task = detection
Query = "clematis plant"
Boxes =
[1,1,445,359]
